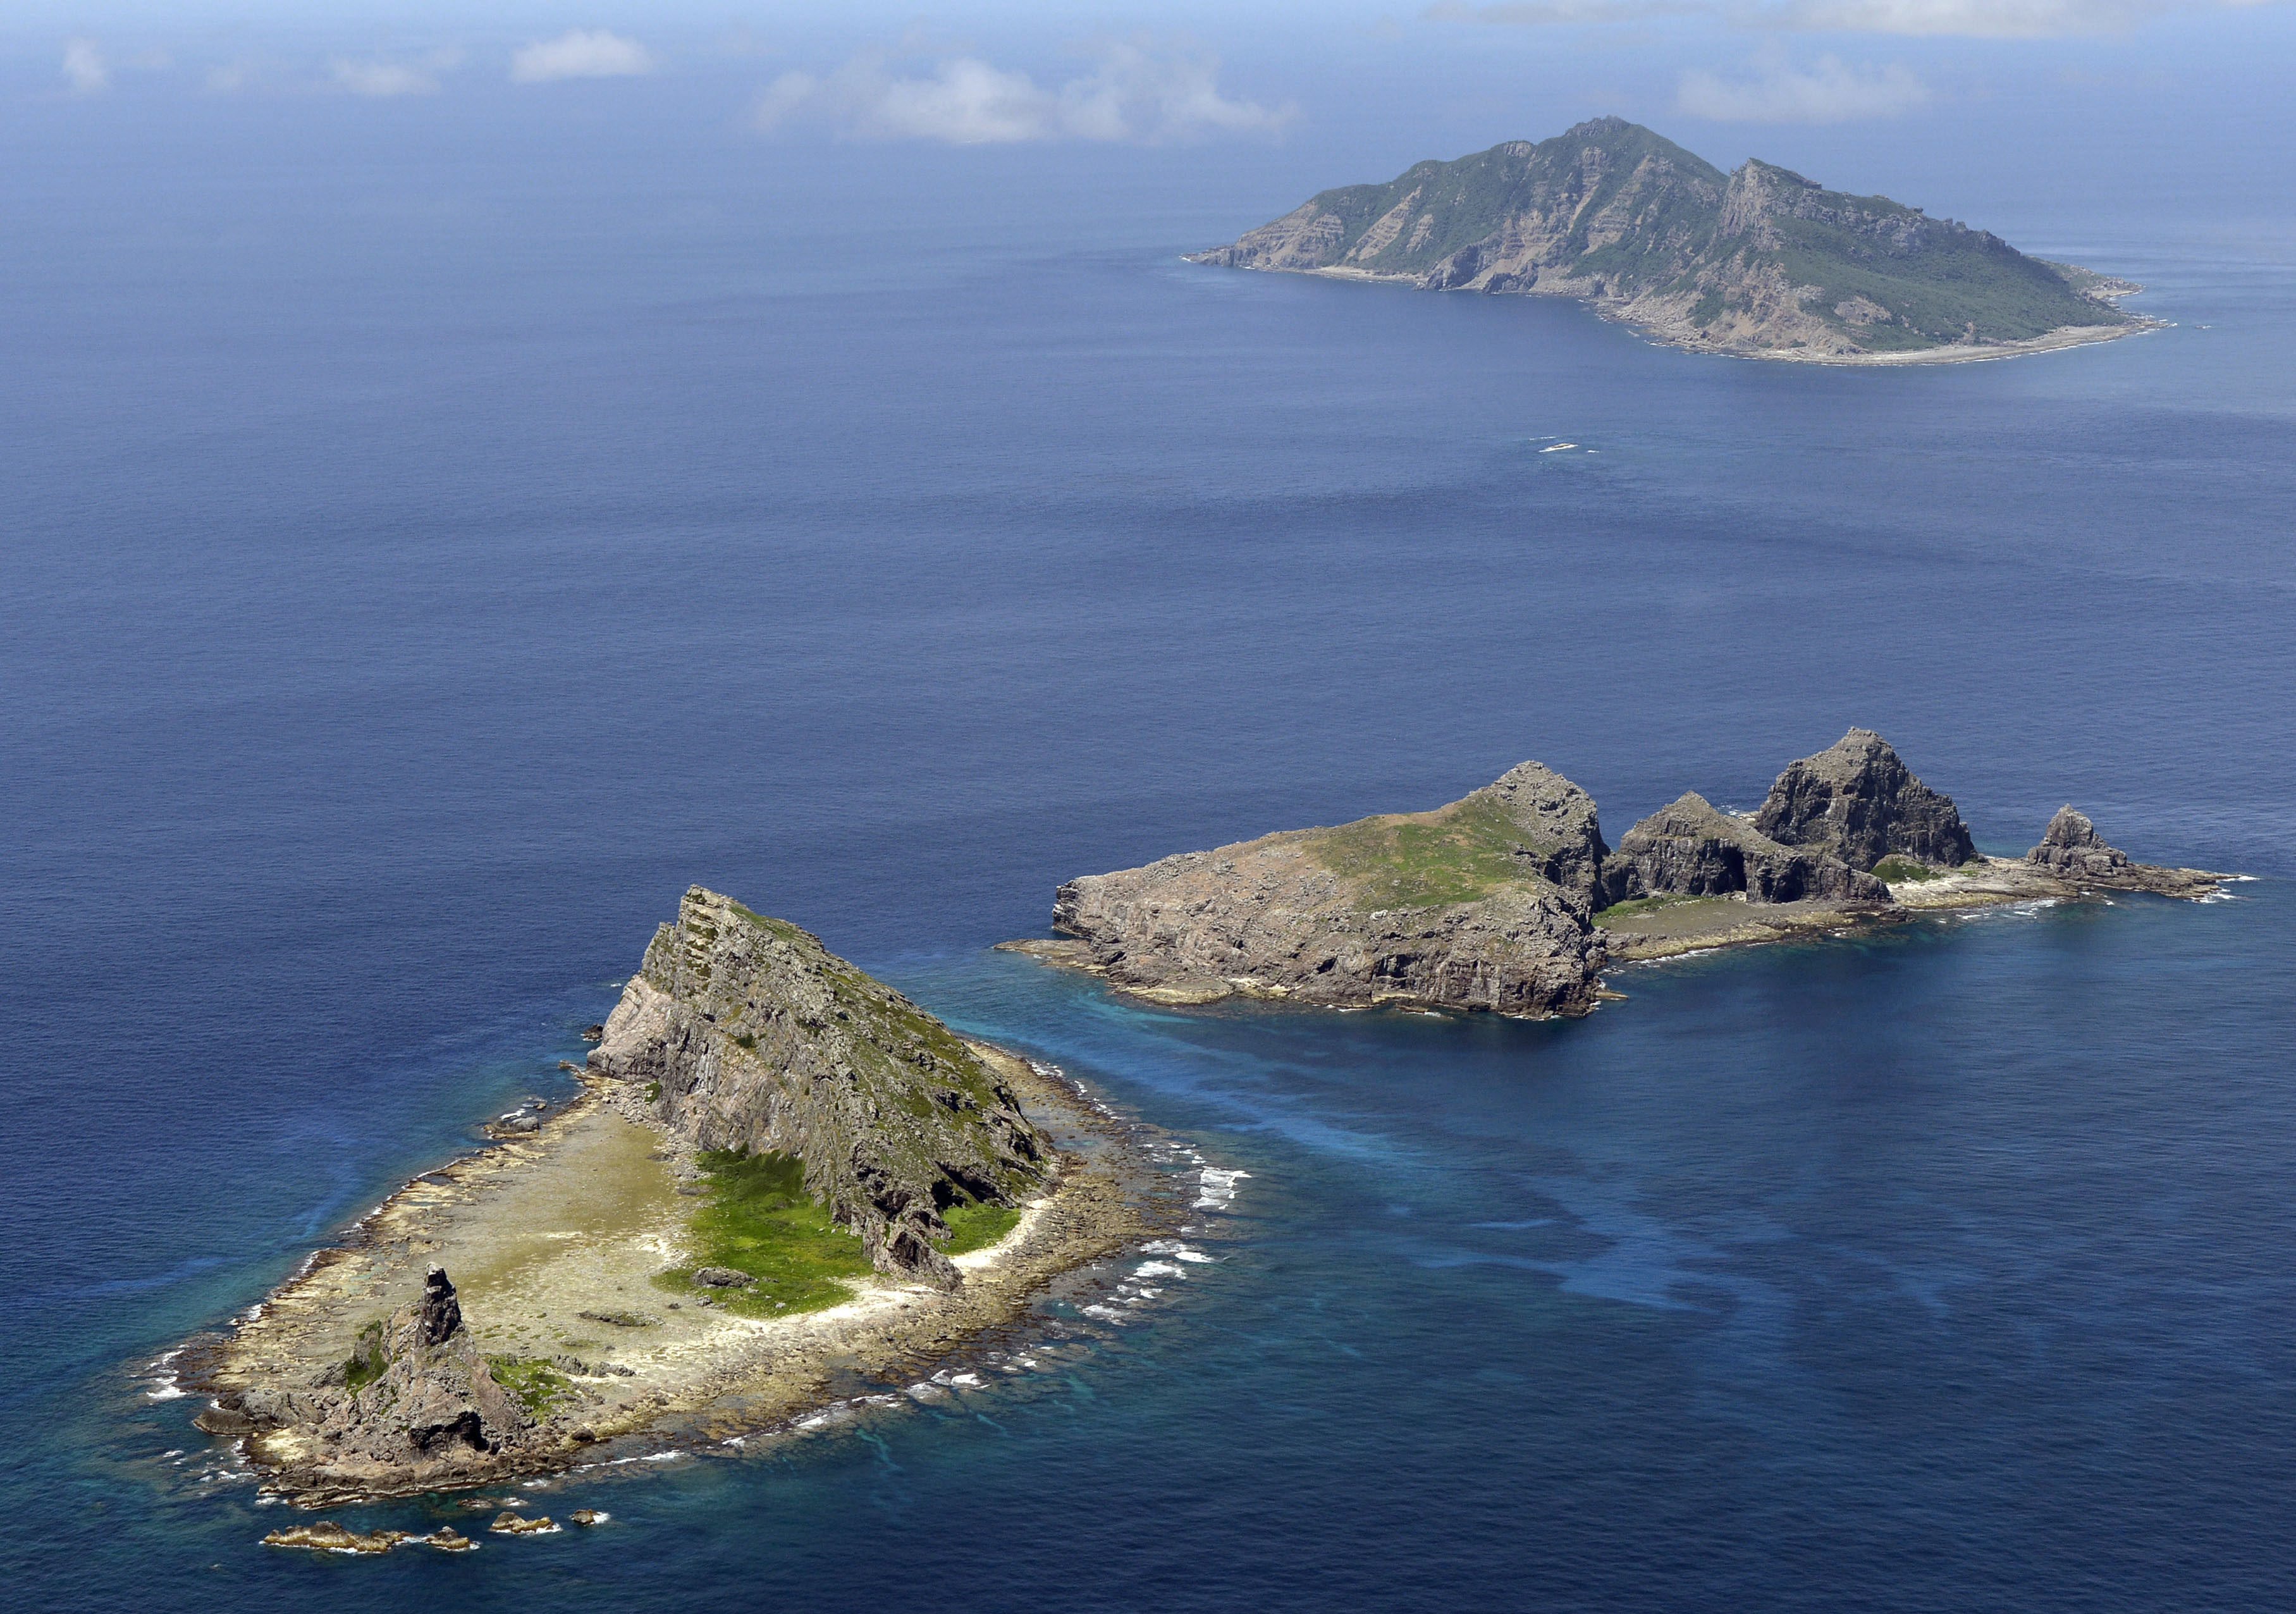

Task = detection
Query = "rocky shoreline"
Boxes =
[1015,730,2232,1014]
[1643,312,2164,367]
[1273,262,2164,367]
[182,894,1174,1505]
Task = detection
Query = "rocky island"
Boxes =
[188,887,1158,1503]
[1021,761,1614,1018]
[1009,730,2228,1016]
[1189,118,2151,364]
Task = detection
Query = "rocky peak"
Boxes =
[415,1267,462,1346]
[589,887,1048,1289]
[1753,729,1977,872]
[1717,159,1819,238]
[1719,159,1936,253]
[1564,114,1632,140]
[2036,805,2103,851]
[1599,791,1888,908]
[269,1265,532,1474]
[2023,806,2228,896]
[1467,760,1611,906]
[2025,805,2137,881]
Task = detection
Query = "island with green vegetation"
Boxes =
[188,887,1156,1505]
[1188,117,2154,363]
[1009,730,2229,1014]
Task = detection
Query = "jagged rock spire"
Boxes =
[415,1267,462,1346]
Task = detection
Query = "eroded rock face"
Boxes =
[1599,792,1888,907]
[1464,760,1611,906]
[1753,729,1977,871]
[221,1267,531,1484]
[1051,764,1609,1018]
[589,889,1048,1288]
[2028,806,2124,875]
[2025,806,2225,897]
[414,1266,461,1346]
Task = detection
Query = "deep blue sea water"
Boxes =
[5,118,2295,1610]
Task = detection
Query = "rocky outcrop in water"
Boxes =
[1029,729,2235,1013]
[589,887,1048,1288]
[2025,806,2226,897]
[1040,746,1946,1015]
[1048,762,1609,1017]
[1753,729,1977,872]
[1600,792,1888,906]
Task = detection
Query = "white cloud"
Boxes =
[753,70,821,129]
[1774,0,2163,30]
[857,58,1053,142]
[1064,39,1298,138]
[1679,52,1931,119]
[62,39,108,95]
[331,52,458,99]
[1426,1,1703,18]
[1432,0,2284,34]
[510,30,654,83]
[755,39,1292,145]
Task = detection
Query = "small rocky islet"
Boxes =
[1008,729,2228,1018]
[259,1503,608,1555]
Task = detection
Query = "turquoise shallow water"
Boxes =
[4,120,2294,1610]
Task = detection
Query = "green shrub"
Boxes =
[486,1356,572,1417]
[1592,894,1705,925]
[1307,795,1559,911]
[343,1319,388,1394]
[941,1201,1023,1256]
[654,1149,874,1317]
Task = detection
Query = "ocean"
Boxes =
[4,113,2293,1610]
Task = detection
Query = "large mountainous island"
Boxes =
[1189,118,2147,363]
